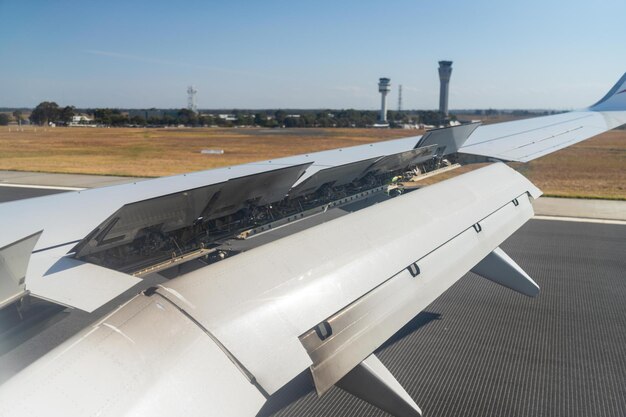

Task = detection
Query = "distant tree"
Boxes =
[147,116,163,126]
[284,116,304,128]
[254,113,267,127]
[109,111,129,126]
[236,114,253,126]
[418,111,440,125]
[265,118,279,128]
[362,111,377,126]
[130,115,146,126]
[0,114,9,126]
[315,111,334,127]
[274,110,287,125]
[165,114,178,126]
[214,116,228,127]
[177,108,198,126]
[93,108,112,125]
[93,108,128,126]
[302,113,316,127]
[12,110,23,123]
[59,106,75,124]
[198,114,215,126]
[30,101,60,125]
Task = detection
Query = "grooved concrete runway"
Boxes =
[0,186,66,202]
[263,220,626,417]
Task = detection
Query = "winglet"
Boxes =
[590,72,626,111]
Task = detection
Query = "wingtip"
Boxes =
[589,72,626,111]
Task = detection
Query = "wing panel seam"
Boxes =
[151,290,270,399]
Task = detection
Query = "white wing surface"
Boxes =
[458,73,626,161]
[0,163,541,417]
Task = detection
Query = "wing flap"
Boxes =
[300,191,535,394]
[156,163,541,395]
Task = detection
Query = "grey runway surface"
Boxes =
[0,186,67,202]
[262,220,626,417]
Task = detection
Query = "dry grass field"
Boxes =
[521,129,625,199]
[0,126,419,177]
[0,125,624,199]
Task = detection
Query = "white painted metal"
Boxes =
[26,245,141,312]
[0,164,541,417]
[459,73,626,162]
[156,163,541,395]
[288,157,380,198]
[0,231,41,308]
[301,192,536,394]
[337,354,422,417]
[0,138,420,253]
[416,122,480,154]
[74,163,310,258]
[0,294,267,417]
[0,137,426,312]
[357,145,437,177]
[471,246,540,297]
[282,136,422,187]
[459,111,617,161]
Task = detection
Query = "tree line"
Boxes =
[8,101,449,128]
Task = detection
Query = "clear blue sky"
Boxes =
[1,0,625,110]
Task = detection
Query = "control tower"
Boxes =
[438,61,453,117]
[378,78,391,123]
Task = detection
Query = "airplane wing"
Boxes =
[458,73,626,162]
[0,73,624,417]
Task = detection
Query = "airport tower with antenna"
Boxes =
[187,85,198,113]
[378,77,391,123]
[438,61,453,117]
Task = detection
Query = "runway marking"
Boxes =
[533,215,626,225]
[0,183,85,191]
